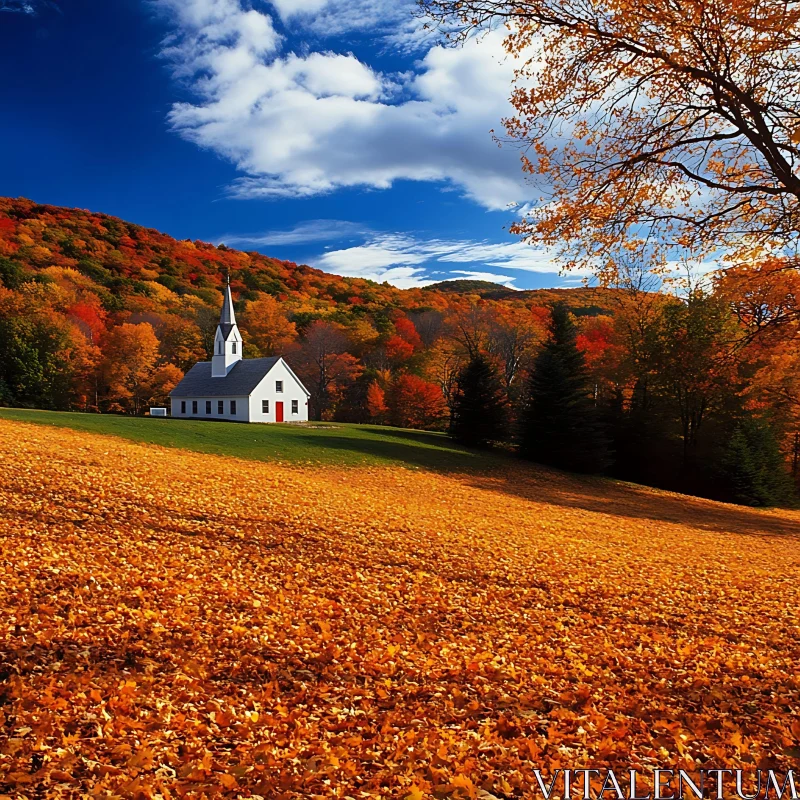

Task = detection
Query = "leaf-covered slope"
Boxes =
[0,196,613,315]
[0,196,413,314]
[1,419,799,796]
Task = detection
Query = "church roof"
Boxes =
[170,357,282,397]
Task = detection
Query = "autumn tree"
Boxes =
[744,341,800,452]
[519,303,611,472]
[295,320,362,420]
[450,355,509,447]
[385,335,416,365]
[393,315,424,352]
[408,309,445,347]
[715,256,800,338]
[385,314,424,366]
[143,363,185,409]
[448,304,491,359]
[101,322,160,415]
[0,286,93,409]
[485,306,538,397]
[159,317,206,371]
[425,340,466,415]
[388,374,448,430]
[366,380,389,424]
[194,304,222,359]
[66,297,107,346]
[423,0,800,272]
[653,290,740,466]
[240,295,298,357]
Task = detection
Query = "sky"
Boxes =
[0,0,579,290]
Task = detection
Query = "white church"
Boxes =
[170,280,310,423]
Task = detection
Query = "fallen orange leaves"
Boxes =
[1,420,800,798]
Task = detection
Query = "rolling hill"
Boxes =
[424,279,618,315]
[0,196,613,317]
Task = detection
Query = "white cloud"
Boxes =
[0,0,35,11]
[218,219,368,247]
[315,235,440,285]
[268,0,426,46]
[447,271,519,288]
[269,0,330,18]
[437,241,594,275]
[156,0,533,210]
[313,233,574,288]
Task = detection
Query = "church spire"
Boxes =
[220,271,236,328]
[212,273,243,377]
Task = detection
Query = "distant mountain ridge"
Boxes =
[0,196,615,315]
[424,279,617,316]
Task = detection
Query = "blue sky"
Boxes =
[0,0,579,289]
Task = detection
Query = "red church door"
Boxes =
[275,401,284,422]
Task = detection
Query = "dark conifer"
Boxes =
[719,417,797,507]
[519,302,611,473]
[450,354,509,448]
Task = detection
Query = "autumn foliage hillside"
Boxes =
[3,196,800,506]
[1,419,800,798]
[0,196,613,417]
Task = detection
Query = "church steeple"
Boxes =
[211,274,243,377]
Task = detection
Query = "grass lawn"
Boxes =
[0,407,502,471]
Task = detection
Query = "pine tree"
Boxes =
[450,354,509,448]
[719,417,797,507]
[519,302,611,473]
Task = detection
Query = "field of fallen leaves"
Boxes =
[1,419,800,799]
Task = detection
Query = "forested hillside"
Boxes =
[1,196,799,503]
[0,196,610,421]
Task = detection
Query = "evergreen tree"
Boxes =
[519,302,611,473]
[719,417,797,507]
[450,354,509,447]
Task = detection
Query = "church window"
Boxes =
[192,400,198,415]
[230,400,237,415]
[218,341,222,355]
[205,401,211,415]
[262,400,269,414]
[181,401,186,414]
[218,400,224,414]
[276,380,283,393]
[292,400,299,414]
[232,342,237,354]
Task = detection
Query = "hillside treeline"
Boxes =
[1,197,799,505]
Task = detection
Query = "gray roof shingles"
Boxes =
[170,357,281,398]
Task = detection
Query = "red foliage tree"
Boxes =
[388,374,448,430]
[385,335,415,364]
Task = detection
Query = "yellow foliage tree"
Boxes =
[240,295,298,357]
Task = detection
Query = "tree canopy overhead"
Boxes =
[422,0,800,272]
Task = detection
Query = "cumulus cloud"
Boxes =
[155,0,532,210]
[313,233,575,288]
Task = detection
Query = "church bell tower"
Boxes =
[211,275,243,377]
